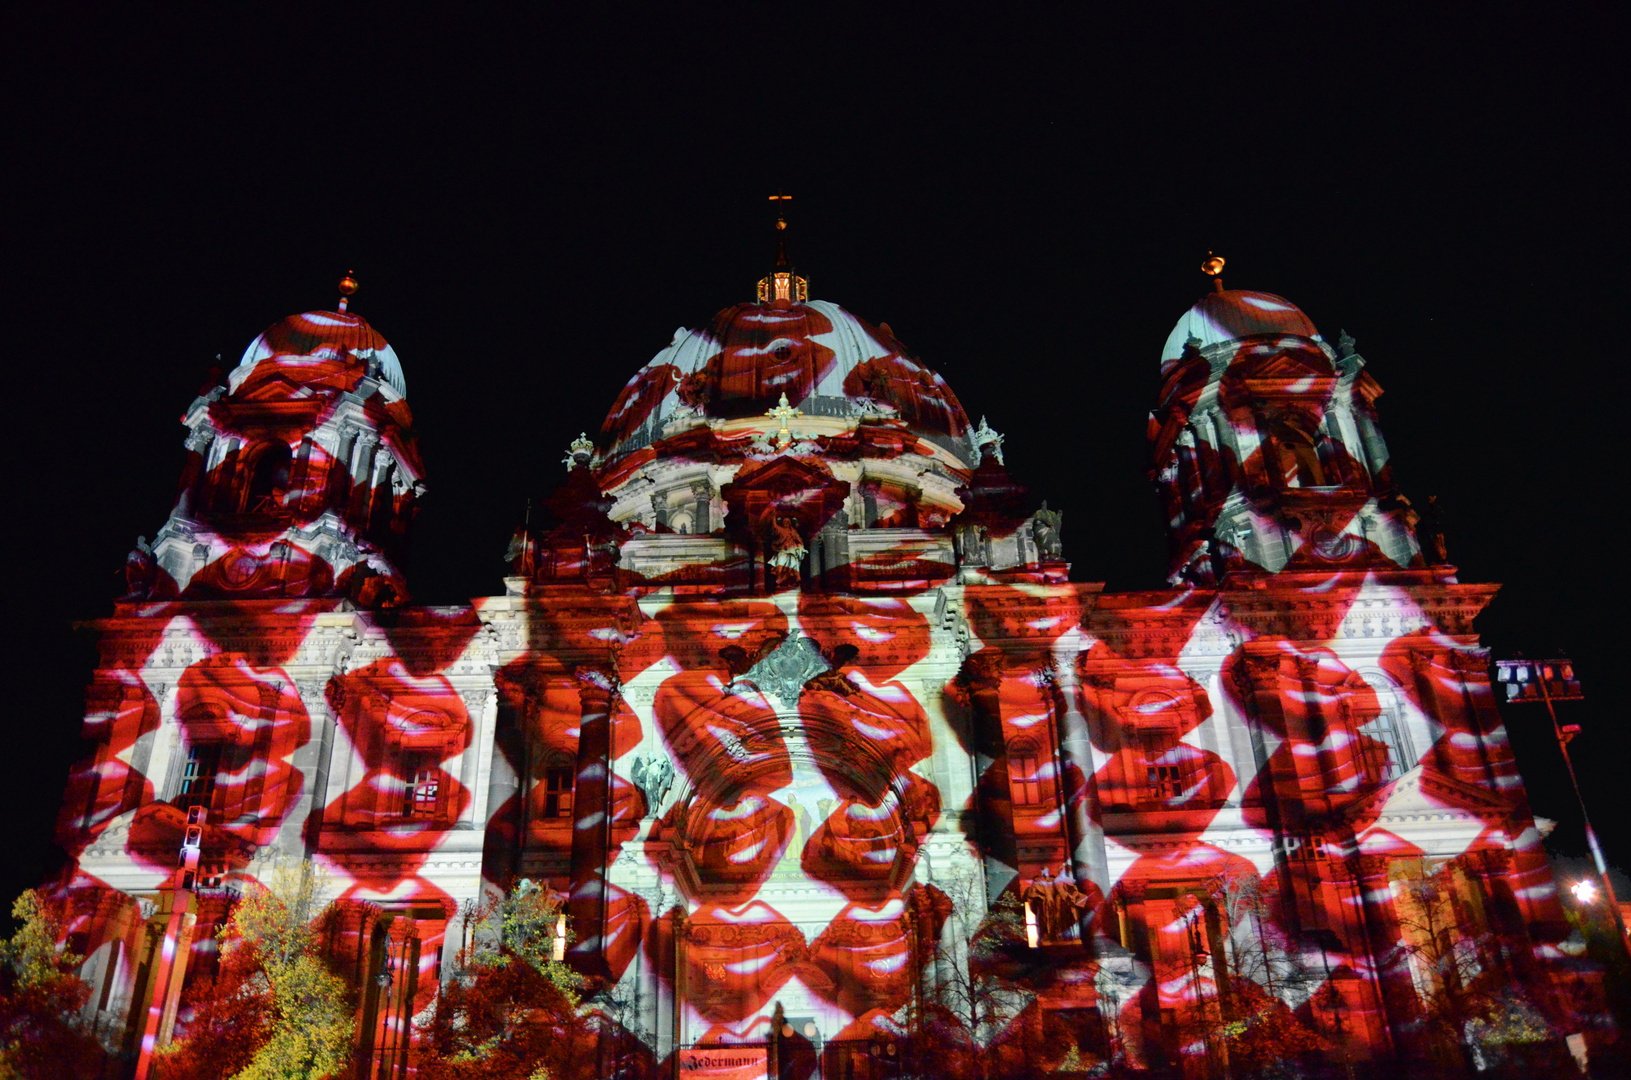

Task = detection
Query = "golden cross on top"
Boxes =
[766,392,802,447]
[768,191,791,204]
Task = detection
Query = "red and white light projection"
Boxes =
[50,277,1610,1078]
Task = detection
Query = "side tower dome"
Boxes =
[1149,274,1423,585]
[129,289,426,606]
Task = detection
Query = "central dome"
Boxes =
[600,299,970,459]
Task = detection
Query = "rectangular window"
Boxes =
[544,766,574,819]
[1147,763,1183,800]
[179,743,222,809]
[1011,754,1041,806]
[1140,728,1185,803]
[404,760,440,819]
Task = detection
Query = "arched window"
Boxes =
[1270,419,1326,489]
[1357,674,1414,782]
[244,441,292,513]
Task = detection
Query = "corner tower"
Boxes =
[1149,259,1423,585]
[133,278,425,606]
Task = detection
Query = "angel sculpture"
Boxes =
[629,754,675,815]
[718,633,787,680]
[802,642,861,697]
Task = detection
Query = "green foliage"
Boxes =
[0,890,109,1080]
[160,860,350,1080]
[0,894,80,990]
[232,952,351,1080]
[469,879,583,1003]
[418,880,594,1080]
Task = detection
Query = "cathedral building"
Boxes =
[51,241,1604,1078]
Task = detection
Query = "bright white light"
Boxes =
[1570,879,1598,904]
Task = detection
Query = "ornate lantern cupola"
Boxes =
[756,193,808,304]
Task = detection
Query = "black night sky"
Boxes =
[2,8,1625,916]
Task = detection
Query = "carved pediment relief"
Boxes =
[1345,763,1511,829]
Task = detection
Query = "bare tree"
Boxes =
[1202,863,1327,1078]
[1388,862,1555,1075]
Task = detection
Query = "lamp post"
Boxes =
[1494,656,1629,950]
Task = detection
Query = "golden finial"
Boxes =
[338,270,359,312]
[1201,252,1225,291]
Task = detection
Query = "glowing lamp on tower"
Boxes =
[1571,879,1598,904]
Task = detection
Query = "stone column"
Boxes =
[457,687,494,827]
[348,433,380,521]
[288,434,314,513]
[1352,855,1411,1044]
[1231,652,1295,834]
[566,662,619,981]
[1051,647,1111,936]
[295,678,337,854]
[128,886,196,1077]
[690,480,712,534]
[672,906,689,1064]
[364,447,393,526]
[330,424,359,511]
[1465,848,1529,976]
[956,652,1019,897]
[1116,879,1159,1072]
[1289,654,1330,794]
[175,427,214,519]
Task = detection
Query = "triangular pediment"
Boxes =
[1231,345,1335,383]
[721,456,851,534]
[725,454,838,493]
[1345,763,1511,827]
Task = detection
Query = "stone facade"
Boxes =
[52,272,1600,1077]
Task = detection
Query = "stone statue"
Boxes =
[1419,494,1449,564]
[1022,864,1091,941]
[768,514,806,590]
[123,536,156,599]
[629,754,675,814]
[1031,501,1063,559]
[970,415,1005,467]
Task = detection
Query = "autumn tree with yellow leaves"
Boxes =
[158,860,351,1080]
[0,889,110,1080]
